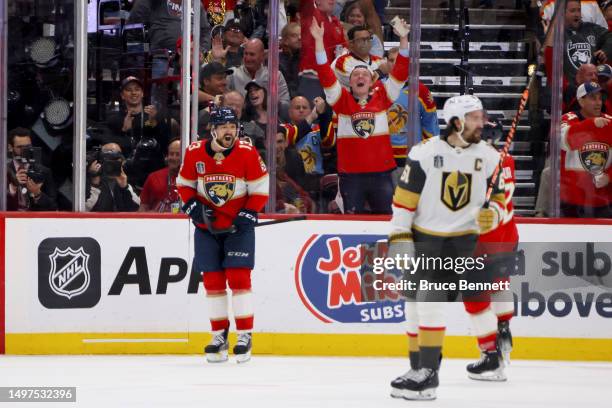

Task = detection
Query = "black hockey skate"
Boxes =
[497,320,513,364]
[233,333,252,364]
[390,368,438,400]
[205,328,229,363]
[466,350,507,381]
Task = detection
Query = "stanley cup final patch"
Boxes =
[351,112,376,138]
[196,161,206,175]
[579,142,609,175]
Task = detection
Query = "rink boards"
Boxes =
[1,213,612,360]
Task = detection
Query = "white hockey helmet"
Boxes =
[442,95,484,125]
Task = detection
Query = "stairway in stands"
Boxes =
[384,0,545,216]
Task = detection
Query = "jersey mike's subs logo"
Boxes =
[204,174,236,206]
[579,142,609,175]
[351,112,376,138]
[441,170,472,211]
[295,234,404,323]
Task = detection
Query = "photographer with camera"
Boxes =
[85,143,140,212]
[6,128,57,211]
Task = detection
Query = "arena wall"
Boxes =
[1,213,611,360]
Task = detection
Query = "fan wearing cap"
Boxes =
[177,106,268,363]
[200,62,233,105]
[387,94,506,400]
[597,64,612,113]
[209,19,246,68]
[310,17,410,214]
[559,81,612,218]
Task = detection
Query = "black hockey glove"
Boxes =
[233,209,258,233]
[182,198,215,225]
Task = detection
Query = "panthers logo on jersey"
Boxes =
[203,174,236,206]
[351,112,376,138]
[579,142,609,175]
[441,171,472,211]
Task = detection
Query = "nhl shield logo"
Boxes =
[579,142,609,175]
[204,174,236,206]
[351,112,376,138]
[48,247,91,300]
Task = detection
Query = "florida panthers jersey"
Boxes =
[478,154,519,247]
[177,139,269,230]
[283,121,335,176]
[315,52,410,174]
[391,137,505,238]
[389,82,440,166]
[560,112,612,207]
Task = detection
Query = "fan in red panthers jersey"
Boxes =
[310,16,410,214]
[177,107,269,364]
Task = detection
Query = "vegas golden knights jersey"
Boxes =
[391,136,505,238]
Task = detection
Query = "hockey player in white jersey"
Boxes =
[387,95,507,400]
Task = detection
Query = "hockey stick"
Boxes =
[201,214,307,235]
[484,2,562,205]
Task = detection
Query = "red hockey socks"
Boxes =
[226,268,254,333]
[203,271,230,333]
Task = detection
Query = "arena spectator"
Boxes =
[385,48,440,186]
[563,63,598,112]
[275,127,316,214]
[128,0,211,79]
[282,96,335,197]
[200,62,233,104]
[227,38,291,116]
[139,138,182,212]
[540,0,608,30]
[340,1,384,57]
[603,0,612,31]
[332,25,387,88]
[6,127,57,211]
[544,0,612,90]
[209,19,246,68]
[559,82,612,217]
[311,17,410,214]
[280,22,302,98]
[597,63,612,112]
[105,76,168,190]
[297,0,347,100]
[85,143,140,212]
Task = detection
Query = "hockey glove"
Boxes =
[478,207,500,234]
[387,232,416,274]
[233,209,258,233]
[182,198,215,225]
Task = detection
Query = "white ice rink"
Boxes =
[1,355,611,408]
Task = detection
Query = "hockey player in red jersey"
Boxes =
[462,119,519,381]
[309,17,410,214]
[177,107,269,363]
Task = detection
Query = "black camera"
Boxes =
[18,146,45,184]
[86,146,124,178]
[100,150,124,177]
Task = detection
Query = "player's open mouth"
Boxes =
[357,82,365,87]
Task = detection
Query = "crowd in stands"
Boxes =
[6,0,612,218]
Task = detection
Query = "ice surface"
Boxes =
[0,355,610,408]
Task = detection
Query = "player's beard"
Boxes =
[463,127,482,144]
[218,132,237,149]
